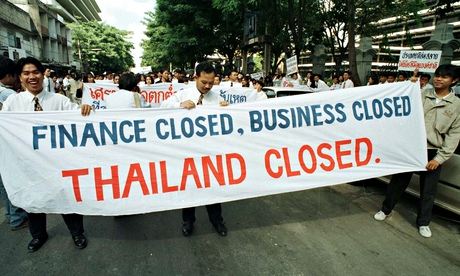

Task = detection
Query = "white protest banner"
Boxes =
[94,79,115,84]
[82,83,119,110]
[213,86,258,104]
[286,55,298,76]
[220,81,243,88]
[0,82,426,215]
[398,50,442,73]
[138,83,187,107]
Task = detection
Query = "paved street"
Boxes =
[1,180,459,276]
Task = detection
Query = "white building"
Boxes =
[0,0,100,71]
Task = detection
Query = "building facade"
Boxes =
[0,0,100,71]
[298,1,460,79]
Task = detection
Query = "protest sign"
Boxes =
[213,86,258,104]
[82,83,119,110]
[251,72,264,80]
[0,82,426,215]
[138,83,187,107]
[286,56,298,76]
[398,50,442,73]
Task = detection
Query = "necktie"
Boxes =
[197,93,204,105]
[33,97,43,111]
[47,78,51,92]
[231,82,233,87]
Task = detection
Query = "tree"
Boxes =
[212,0,247,71]
[68,21,134,74]
[286,0,322,61]
[321,0,425,85]
[142,0,220,69]
[213,0,322,74]
[320,0,347,74]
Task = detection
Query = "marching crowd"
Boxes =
[0,55,459,253]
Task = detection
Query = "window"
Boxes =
[15,37,21,49]
[8,33,15,47]
[7,33,21,49]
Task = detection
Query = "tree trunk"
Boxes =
[347,0,361,86]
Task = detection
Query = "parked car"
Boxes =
[378,144,460,215]
[262,86,314,98]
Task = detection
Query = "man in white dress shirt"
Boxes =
[105,72,144,109]
[220,69,242,88]
[42,68,55,93]
[161,61,229,237]
[2,57,92,252]
[341,71,354,89]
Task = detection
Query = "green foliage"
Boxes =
[142,0,220,69]
[68,21,134,74]
[142,0,322,72]
[141,0,428,76]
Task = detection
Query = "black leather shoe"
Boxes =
[27,235,48,252]
[212,222,227,237]
[182,221,194,237]
[73,234,88,249]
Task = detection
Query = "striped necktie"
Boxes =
[197,93,204,105]
[33,97,43,111]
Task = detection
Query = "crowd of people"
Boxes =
[272,70,438,93]
[0,55,459,253]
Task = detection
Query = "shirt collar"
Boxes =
[427,89,455,103]
[25,90,46,101]
[0,82,13,89]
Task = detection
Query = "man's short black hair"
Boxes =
[118,72,138,91]
[435,64,459,79]
[256,79,265,87]
[387,71,397,78]
[420,73,431,80]
[196,62,216,77]
[15,57,45,76]
[397,71,407,78]
[227,68,238,77]
[0,56,16,79]
[435,64,460,87]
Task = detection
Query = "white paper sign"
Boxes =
[398,50,442,73]
[286,56,298,76]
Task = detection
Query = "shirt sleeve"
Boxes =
[160,91,182,108]
[60,94,79,110]
[1,94,14,111]
[434,114,460,164]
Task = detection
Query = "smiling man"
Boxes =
[2,57,92,252]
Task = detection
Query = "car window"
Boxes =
[277,91,310,97]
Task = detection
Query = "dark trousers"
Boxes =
[28,213,84,239]
[182,203,223,225]
[381,149,441,226]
